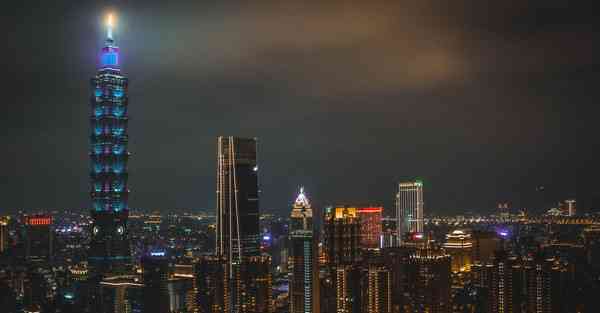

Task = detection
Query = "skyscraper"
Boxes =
[216,136,264,313]
[194,255,229,313]
[408,246,451,313]
[443,229,473,273]
[24,214,53,262]
[289,188,319,313]
[357,207,383,250]
[142,251,171,313]
[216,136,260,264]
[366,265,391,313]
[396,180,424,244]
[88,13,131,280]
[323,207,361,266]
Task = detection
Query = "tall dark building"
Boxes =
[142,251,171,313]
[88,14,131,280]
[489,250,522,313]
[289,188,319,313]
[323,206,360,266]
[216,136,267,313]
[216,136,260,263]
[23,215,53,262]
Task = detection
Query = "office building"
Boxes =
[24,214,53,262]
[216,136,260,263]
[334,265,363,313]
[358,207,382,250]
[216,136,262,312]
[323,206,360,266]
[443,229,473,273]
[142,251,171,313]
[234,255,273,313]
[289,188,319,313]
[396,181,424,244]
[408,246,451,313]
[88,13,131,281]
[489,250,522,313]
[366,265,391,313]
[194,255,228,313]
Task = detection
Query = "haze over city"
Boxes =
[3,1,598,214]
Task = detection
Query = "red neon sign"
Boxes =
[26,216,52,226]
[358,207,383,213]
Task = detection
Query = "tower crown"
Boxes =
[294,187,310,208]
[100,13,119,69]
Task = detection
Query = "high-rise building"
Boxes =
[88,13,131,281]
[24,214,53,262]
[216,136,268,313]
[396,181,424,244]
[334,265,363,313]
[408,246,451,313]
[234,255,273,313]
[216,136,260,264]
[142,251,171,313]
[357,207,382,250]
[194,255,229,313]
[443,229,473,273]
[366,265,391,313]
[323,207,360,266]
[0,216,8,253]
[489,250,522,313]
[289,188,319,313]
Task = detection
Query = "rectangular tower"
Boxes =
[24,215,53,262]
[396,180,424,243]
[216,136,260,263]
[216,136,262,312]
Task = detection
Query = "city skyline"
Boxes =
[2,1,598,215]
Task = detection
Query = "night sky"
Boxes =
[3,1,599,215]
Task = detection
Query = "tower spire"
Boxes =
[106,13,115,43]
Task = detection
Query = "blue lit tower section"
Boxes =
[88,14,131,279]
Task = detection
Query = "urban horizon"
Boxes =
[2,2,599,313]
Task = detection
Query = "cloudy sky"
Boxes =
[2,0,598,214]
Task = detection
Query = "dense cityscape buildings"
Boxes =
[1,7,600,313]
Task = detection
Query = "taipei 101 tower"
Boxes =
[88,13,131,280]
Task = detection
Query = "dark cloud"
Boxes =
[1,0,598,214]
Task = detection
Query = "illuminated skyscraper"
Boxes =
[216,136,264,313]
[334,265,363,313]
[443,229,473,273]
[323,206,360,266]
[396,180,424,243]
[357,207,382,250]
[366,265,391,313]
[24,215,53,262]
[489,250,522,313]
[88,13,131,280]
[289,188,319,313]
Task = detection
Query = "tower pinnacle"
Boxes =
[106,13,115,41]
